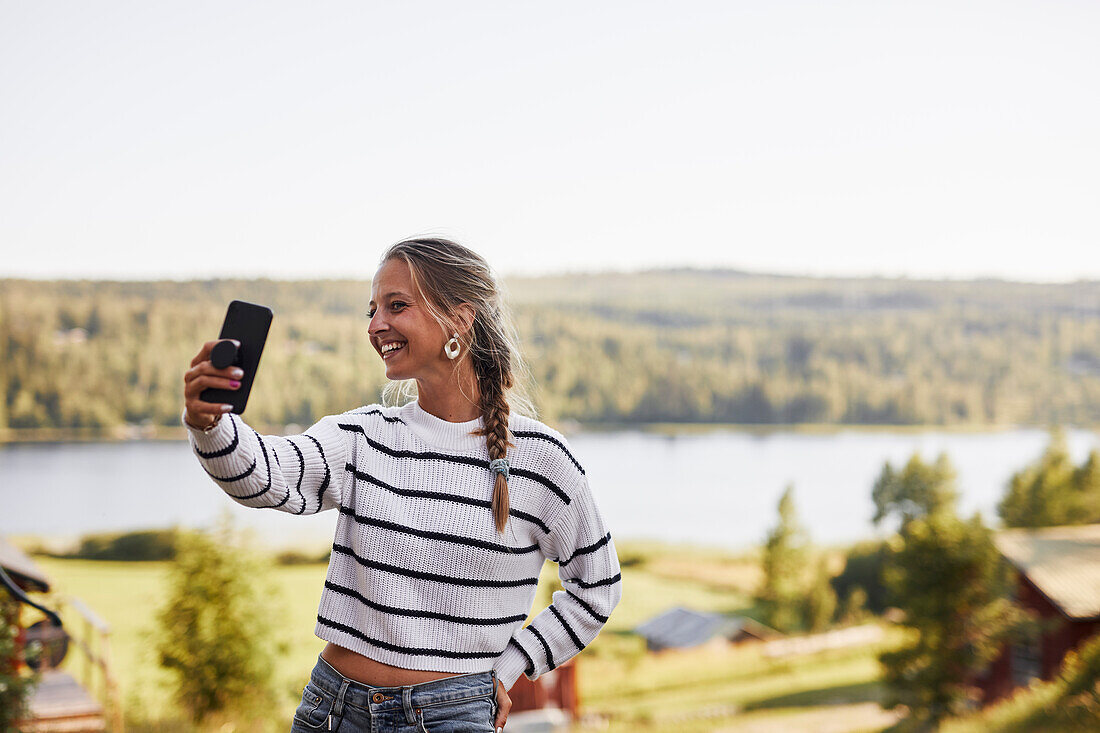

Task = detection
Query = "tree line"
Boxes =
[2,271,1099,437]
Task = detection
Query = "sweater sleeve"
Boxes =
[185,411,348,514]
[492,476,622,690]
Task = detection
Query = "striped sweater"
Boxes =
[185,399,622,690]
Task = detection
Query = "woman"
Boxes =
[182,238,622,732]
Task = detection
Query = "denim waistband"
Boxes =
[310,654,496,715]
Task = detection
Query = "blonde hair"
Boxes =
[378,238,537,533]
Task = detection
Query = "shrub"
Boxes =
[152,518,281,723]
[69,529,179,561]
[0,594,40,732]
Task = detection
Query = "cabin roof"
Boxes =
[634,606,754,650]
[0,536,51,593]
[995,524,1100,621]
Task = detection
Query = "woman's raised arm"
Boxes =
[182,341,348,514]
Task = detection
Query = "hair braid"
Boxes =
[471,320,515,533]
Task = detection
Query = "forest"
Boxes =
[2,270,1099,438]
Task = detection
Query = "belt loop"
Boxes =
[331,677,351,718]
[402,686,416,724]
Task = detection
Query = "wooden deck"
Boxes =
[17,669,106,733]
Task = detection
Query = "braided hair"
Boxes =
[378,238,536,533]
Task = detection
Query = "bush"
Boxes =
[152,518,282,723]
[831,540,892,615]
[0,594,39,732]
[68,529,179,561]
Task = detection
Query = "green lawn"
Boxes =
[26,541,899,732]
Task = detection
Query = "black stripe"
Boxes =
[560,533,612,566]
[549,605,585,653]
[203,460,256,483]
[303,433,332,511]
[528,624,556,670]
[347,408,406,424]
[195,416,239,458]
[510,637,535,677]
[317,615,503,659]
[337,506,539,555]
[345,464,551,534]
[512,430,585,475]
[253,430,286,507]
[285,437,308,515]
[338,423,571,505]
[567,572,622,590]
[331,543,539,588]
[564,589,608,624]
[323,580,526,626]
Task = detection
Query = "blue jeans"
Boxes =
[291,654,498,732]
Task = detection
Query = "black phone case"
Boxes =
[200,300,273,415]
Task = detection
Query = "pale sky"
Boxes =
[2,1,1098,282]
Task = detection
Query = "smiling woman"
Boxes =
[180,237,622,733]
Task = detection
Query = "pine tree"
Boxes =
[759,485,809,633]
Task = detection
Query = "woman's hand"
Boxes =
[183,340,242,430]
[494,678,511,731]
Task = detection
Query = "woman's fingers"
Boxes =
[184,373,241,395]
[184,361,244,387]
[187,399,233,417]
[183,340,243,429]
[494,681,511,730]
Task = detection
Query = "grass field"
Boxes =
[25,540,902,732]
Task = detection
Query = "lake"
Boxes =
[3,426,1098,552]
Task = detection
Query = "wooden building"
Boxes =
[635,606,777,652]
[978,524,1100,704]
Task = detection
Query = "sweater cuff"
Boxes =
[492,643,530,691]
[182,408,236,451]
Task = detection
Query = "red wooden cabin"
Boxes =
[978,524,1100,704]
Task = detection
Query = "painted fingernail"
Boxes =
[221,404,233,412]
[230,380,240,389]
[231,368,244,378]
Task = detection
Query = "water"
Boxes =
[3,427,1098,551]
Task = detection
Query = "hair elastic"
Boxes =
[489,458,510,481]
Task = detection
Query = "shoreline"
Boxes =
[1,420,1087,446]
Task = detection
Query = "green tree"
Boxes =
[805,557,838,632]
[153,517,282,724]
[872,453,958,532]
[999,429,1100,527]
[758,485,809,633]
[880,512,1029,729]
[874,454,1031,729]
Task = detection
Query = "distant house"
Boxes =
[978,524,1100,704]
[635,607,776,652]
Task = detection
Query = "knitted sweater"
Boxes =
[185,400,622,691]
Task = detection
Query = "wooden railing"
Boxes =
[57,595,125,733]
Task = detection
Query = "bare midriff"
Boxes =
[320,642,466,687]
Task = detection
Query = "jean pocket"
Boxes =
[292,682,335,730]
[416,694,495,733]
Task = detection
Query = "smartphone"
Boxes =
[200,300,274,414]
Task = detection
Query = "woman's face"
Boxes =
[368,258,451,381]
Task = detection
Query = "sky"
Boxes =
[2,1,1098,282]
